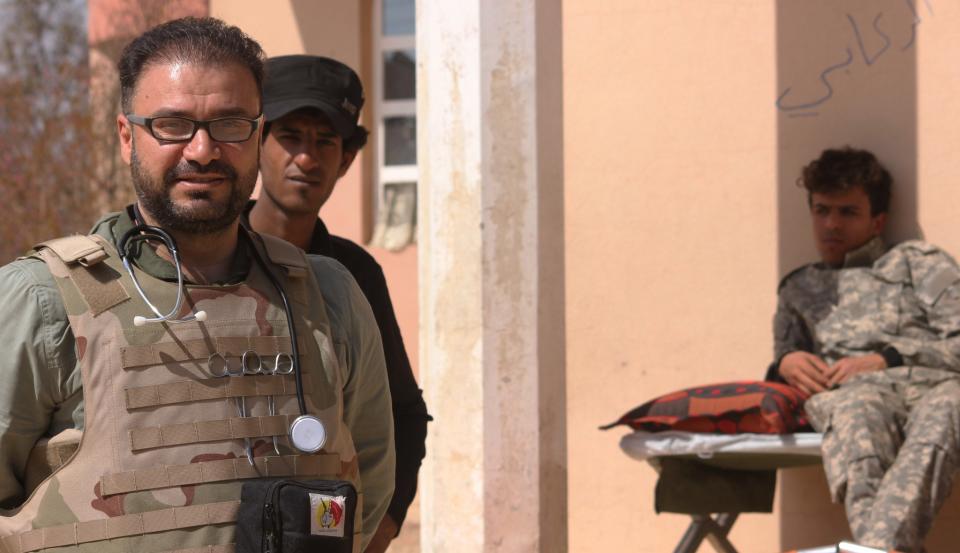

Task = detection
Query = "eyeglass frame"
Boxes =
[124,113,264,143]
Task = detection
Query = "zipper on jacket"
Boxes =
[263,480,287,553]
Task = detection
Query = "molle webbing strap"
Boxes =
[2,500,239,553]
[100,453,342,496]
[130,415,297,451]
[158,546,234,553]
[125,374,311,410]
[34,235,129,317]
[159,546,235,553]
[120,337,309,370]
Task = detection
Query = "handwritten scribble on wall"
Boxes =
[777,0,933,117]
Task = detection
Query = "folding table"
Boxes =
[620,431,823,553]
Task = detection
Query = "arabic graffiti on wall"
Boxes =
[776,0,933,117]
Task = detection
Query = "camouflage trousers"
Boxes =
[805,367,960,553]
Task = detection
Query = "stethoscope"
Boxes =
[116,205,327,457]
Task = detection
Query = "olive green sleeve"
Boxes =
[0,259,79,509]
[308,256,395,549]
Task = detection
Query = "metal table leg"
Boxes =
[673,513,739,553]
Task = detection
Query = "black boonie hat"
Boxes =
[262,55,364,139]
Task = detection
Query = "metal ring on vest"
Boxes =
[241,350,262,375]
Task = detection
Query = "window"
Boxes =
[370,0,417,251]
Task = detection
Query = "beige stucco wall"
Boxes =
[211,0,421,373]
[917,1,960,256]
[564,2,780,551]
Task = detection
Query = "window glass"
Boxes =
[384,117,417,166]
[383,182,417,227]
[382,0,414,36]
[383,49,416,100]
[371,182,417,250]
[373,0,418,250]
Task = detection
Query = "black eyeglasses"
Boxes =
[125,114,263,143]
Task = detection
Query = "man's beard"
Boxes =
[130,147,257,235]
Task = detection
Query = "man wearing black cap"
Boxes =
[247,55,430,552]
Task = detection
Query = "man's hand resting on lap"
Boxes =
[826,353,886,388]
[779,351,830,395]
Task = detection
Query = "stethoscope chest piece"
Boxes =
[289,415,327,453]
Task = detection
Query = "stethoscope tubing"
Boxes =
[243,230,309,415]
[118,224,199,325]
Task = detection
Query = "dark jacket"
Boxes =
[306,218,430,531]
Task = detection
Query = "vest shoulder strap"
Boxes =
[34,234,129,316]
[36,235,108,266]
[257,232,308,279]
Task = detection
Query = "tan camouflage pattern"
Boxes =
[790,239,960,553]
[0,232,362,553]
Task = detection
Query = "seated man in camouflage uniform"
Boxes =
[767,147,960,552]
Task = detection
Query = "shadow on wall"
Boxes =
[776,0,923,278]
[776,0,937,550]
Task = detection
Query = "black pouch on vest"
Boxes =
[236,479,357,553]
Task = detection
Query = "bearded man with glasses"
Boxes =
[0,17,394,553]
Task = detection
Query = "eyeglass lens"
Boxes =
[151,117,255,142]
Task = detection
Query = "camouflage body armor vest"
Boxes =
[0,232,361,553]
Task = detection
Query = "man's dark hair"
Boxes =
[117,17,265,113]
[342,125,369,153]
[799,147,892,215]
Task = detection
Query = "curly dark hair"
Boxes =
[117,17,265,113]
[799,147,892,215]
[342,125,370,153]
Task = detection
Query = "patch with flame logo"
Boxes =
[310,493,347,537]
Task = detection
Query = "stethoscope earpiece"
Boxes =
[133,310,206,327]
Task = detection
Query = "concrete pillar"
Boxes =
[417,1,566,551]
